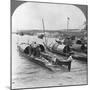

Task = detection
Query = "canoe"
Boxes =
[17,45,54,71]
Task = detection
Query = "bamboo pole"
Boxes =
[42,18,47,45]
[67,17,70,33]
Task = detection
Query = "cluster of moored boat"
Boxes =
[17,36,87,72]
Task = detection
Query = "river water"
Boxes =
[12,34,87,89]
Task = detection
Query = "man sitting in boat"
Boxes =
[30,42,40,57]
[30,42,45,57]
[24,41,45,58]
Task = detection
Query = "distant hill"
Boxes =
[12,29,87,38]
[14,29,82,33]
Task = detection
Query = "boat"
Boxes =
[17,44,72,71]
[17,45,54,71]
[71,43,87,54]
[71,44,87,62]
[72,51,87,62]
[44,42,87,62]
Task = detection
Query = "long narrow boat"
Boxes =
[17,45,72,71]
[44,43,87,62]
[17,45,54,71]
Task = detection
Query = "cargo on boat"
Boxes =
[44,41,72,57]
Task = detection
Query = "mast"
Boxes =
[67,17,70,32]
[42,18,47,44]
[66,17,70,58]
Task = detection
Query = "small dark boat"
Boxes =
[72,52,87,62]
[17,44,72,71]
[71,44,87,54]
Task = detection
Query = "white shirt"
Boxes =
[67,56,73,61]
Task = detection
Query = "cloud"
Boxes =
[12,2,86,32]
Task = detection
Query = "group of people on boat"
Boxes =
[23,40,73,65]
[24,41,45,57]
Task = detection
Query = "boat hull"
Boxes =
[17,46,54,71]
[44,43,87,62]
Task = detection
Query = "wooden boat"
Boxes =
[17,45,54,71]
[44,42,71,57]
[17,45,72,71]
[44,43,87,62]
[72,51,87,62]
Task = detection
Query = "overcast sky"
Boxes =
[12,2,86,32]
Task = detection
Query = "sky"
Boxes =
[12,2,86,32]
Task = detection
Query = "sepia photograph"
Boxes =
[11,0,88,89]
